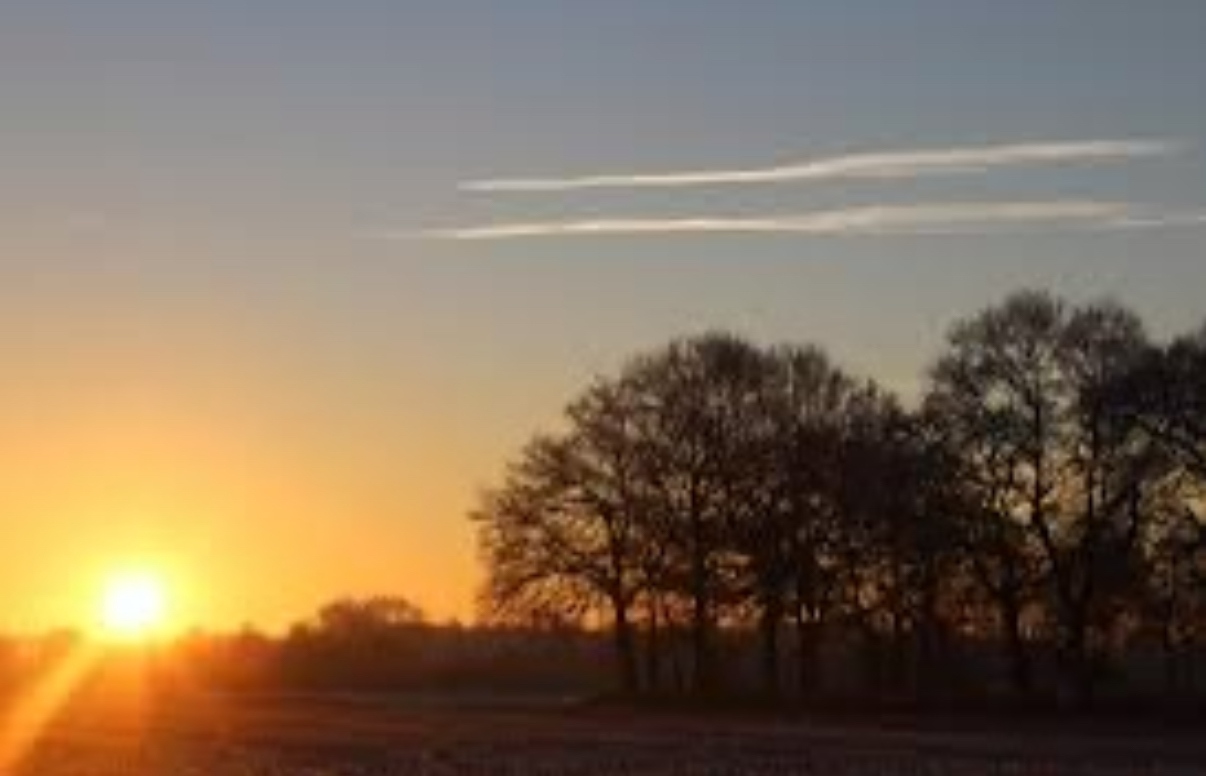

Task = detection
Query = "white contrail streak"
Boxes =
[416,201,1145,240]
[461,139,1180,193]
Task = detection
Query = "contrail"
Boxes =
[461,139,1181,193]
[415,200,1165,240]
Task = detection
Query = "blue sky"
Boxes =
[0,2,1204,628]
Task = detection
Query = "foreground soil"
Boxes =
[7,688,1206,775]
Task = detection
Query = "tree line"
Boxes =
[0,597,610,697]
[473,289,1206,708]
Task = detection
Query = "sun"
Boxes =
[99,570,168,640]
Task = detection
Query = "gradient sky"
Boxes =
[1,2,1204,634]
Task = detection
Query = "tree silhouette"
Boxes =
[473,290,1206,707]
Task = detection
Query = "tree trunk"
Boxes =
[690,603,712,695]
[644,598,662,694]
[612,599,639,694]
[670,628,686,693]
[916,585,942,705]
[759,597,782,697]
[1001,594,1032,701]
[795,604,822,698]
[1060,613,1095,710]
[688,501,714,695]
[689,533,714,695]
[1161,619,1179,699]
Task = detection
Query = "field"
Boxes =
[10,690,1206,775]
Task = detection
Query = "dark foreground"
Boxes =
[10,690,1206,775]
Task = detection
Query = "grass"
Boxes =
[8,688,1206,774]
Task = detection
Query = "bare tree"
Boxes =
[621,333,771,694]
[473,420,645,690]
[929,291,1160,706]
[471,293,1206,706]
[926,292,1059,700]
[744,345,856,696]
[1107,321,1206,695]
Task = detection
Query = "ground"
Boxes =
[10,690,1206,775]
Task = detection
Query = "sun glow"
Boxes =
[99,571,168,640]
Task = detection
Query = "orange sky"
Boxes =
[0,304,507,635]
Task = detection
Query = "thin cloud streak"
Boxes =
[1104,212,1206,229]
[462,139,1181,192]
[411,201,1205,241]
